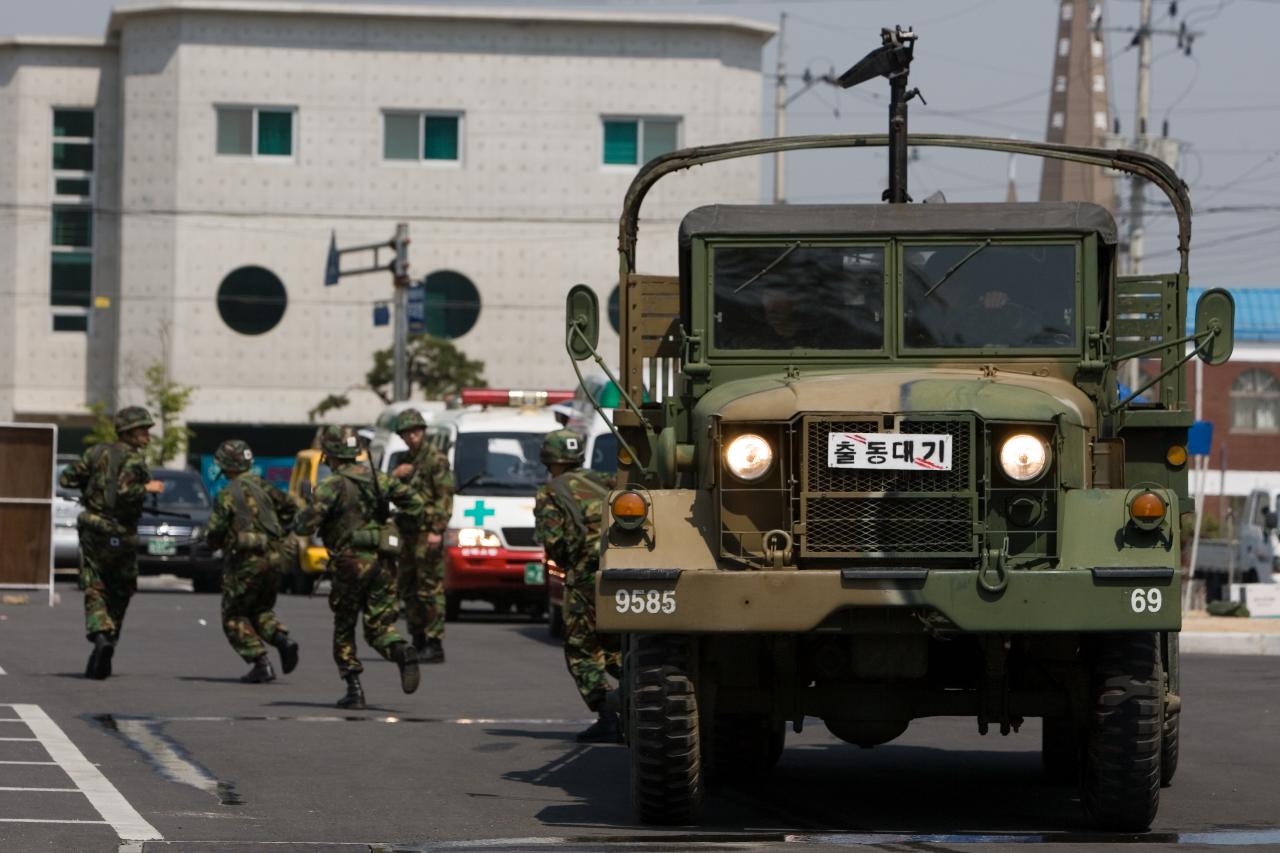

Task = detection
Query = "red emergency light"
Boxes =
[460,388,575,407]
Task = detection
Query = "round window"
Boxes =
[421,270,481,339]
[608,285,621,334]
[216,266,287,335]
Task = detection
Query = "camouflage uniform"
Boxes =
[393,410,454,647]
[205,441,300,671]
[293,428,425,679]
[533,429,620,712]
[58,408,153,646]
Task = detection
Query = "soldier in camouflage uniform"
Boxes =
[533,428,622,743]
[294,425,426,708]
[391,409,454,663]
[58,406,165,680]
[205,440,302,683]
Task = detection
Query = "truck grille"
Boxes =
[800,415,977,558]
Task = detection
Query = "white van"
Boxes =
[371,391,615,620]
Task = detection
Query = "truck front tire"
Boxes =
[1082,632,1162,831]
[630,634,703,825]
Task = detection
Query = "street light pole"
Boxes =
[773,12,787,204]
[391,223,410,402]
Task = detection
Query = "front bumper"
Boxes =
[445,545,547,599]
[136,538,218,577]
[597,567,1181,633]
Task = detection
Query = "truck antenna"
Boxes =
[836,26,923,203]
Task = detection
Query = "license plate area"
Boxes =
[147,537,177,556]
[524,562,545,585]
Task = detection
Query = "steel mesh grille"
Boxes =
[806,419,970,493]
[805,497,972,554]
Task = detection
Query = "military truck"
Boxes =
[563,29,1234,831]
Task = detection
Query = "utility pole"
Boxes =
[325,222,414,402]
[773,12,787,204]
[1128,0,1153,278]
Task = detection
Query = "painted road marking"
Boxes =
[0,761,58,765]
[10,704,162,841]
[0,786,80,792]
[0,737,39,741]
[0,663,7,674]
[0,818,109,824]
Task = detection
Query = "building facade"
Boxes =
[0,1,771,450]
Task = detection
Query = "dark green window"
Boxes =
[52,314,88,333]
[421,270,481,339]
[423,115,459,160]
[51,252,92,308]
[257,110,293,156]
[55,178,92,196]
[53,143,93,171]
[603,118,679,165]
[52,208,92,248]
[53,109,94,138]
[383,113,419,160]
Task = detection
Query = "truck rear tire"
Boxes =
[1041,717,1080,784]
[1082,633,1162,831]
[1161,708,1179,787]
[630,634,703,825]
[708,714,785,780]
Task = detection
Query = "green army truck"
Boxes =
[564,29,1235,831]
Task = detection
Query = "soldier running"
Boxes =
[294,425,425,709]
[205,440,301,683]
[390,409,454,663]
[533,428,622,743]
[58,406,165,680]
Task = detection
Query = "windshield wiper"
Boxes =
[733,242,801,293]
[923,239,992,298]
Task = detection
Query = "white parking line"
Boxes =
[0,787,80,792]
[0,664,7,675]
[0,818,109,825]
[0,760,57,765]
[0,737,38,741]
[9,704,162,842]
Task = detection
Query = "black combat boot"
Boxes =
[240,655,275,684]
[85,632,114,681]
[412,631,427,655]
[336,674,366,710]
[421,637,445,664]
[392,642,420,694]
[576,707,623,744]
[272,633,300,674]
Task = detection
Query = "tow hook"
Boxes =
[979,538,1010,594]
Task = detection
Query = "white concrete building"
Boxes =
[0,1,771,452]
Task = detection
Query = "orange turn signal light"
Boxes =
[1129,491,1167,528]
[611,491,648,530]
[1166,445,1188,467]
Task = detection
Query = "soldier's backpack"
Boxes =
[78,443,130,538]
[225,476,284,553]
[337,469,402,557]
[548,470,611,545]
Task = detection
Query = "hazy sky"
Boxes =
[6,0,1280,285]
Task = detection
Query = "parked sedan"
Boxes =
[135,468,220,592]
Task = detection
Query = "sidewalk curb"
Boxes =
[1181,632,1280,656]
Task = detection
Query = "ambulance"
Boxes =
[373,389,616,620]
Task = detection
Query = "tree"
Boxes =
[84,401,117,447]
[143,361,195,467]
[309,335,486,420]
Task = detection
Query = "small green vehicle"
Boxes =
[564,29,1234,831]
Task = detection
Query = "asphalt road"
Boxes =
[1,587,1278,853]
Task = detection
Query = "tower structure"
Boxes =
[1038,0,1115,210]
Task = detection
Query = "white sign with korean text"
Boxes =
[826,433,953,471]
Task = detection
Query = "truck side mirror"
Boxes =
[1194,288,1235,366]
[565,283,600,362]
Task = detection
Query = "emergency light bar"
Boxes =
[460,388,575,407]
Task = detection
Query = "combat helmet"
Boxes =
[319,424,361,460]
[214,439,254,474]
[113,406,155,435]
[395,409,427,433]
[540,429,585,466]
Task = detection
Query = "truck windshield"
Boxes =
[903,243,1077,349]
[454,432,548,496]
[713,245,885,351]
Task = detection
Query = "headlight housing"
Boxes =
[450,527,502,548]
[999,433,1050,482]
[724,433,774,482]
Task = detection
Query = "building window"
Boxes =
[1231,369,1280,432]
[421,270,481,339]
[602,117,679,166]
[216,266,288,335]
[51,108,94,333]
[216,107,295,157]
[383,111,462,162]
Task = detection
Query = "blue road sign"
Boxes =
[325,232,340,286]
[407,282,425,334]
[373,303,390,327]
[1188,420,1214,456]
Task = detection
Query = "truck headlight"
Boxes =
[725,434,773,482]
[451,527,502,548]
[999,434,1049,482]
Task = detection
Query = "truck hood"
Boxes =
[697,368,1096,428]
